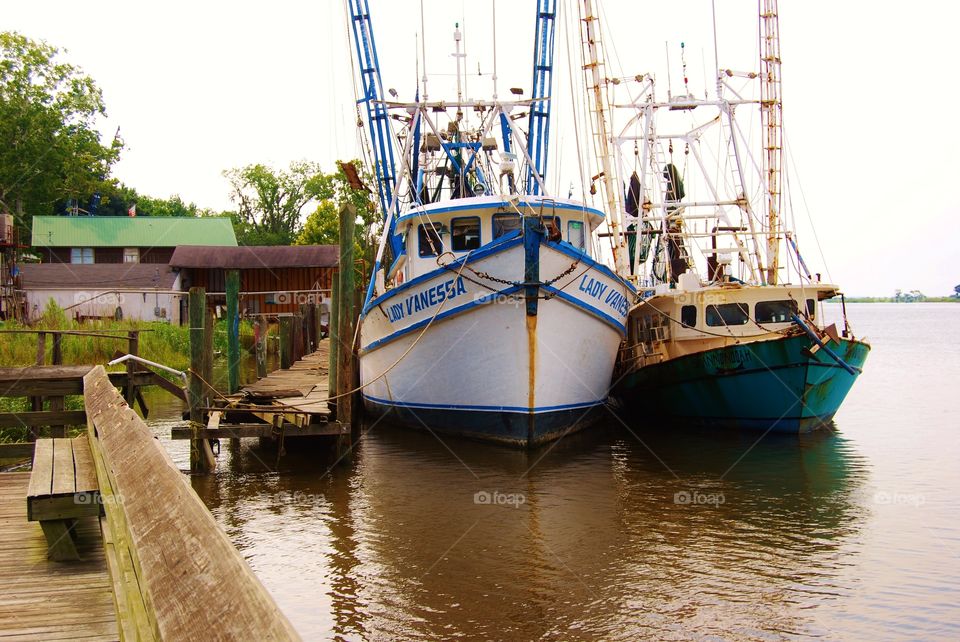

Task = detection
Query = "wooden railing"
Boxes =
[84,365,299,640]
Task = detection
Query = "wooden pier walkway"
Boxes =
[0,472,117,640]
[173,339,348,441]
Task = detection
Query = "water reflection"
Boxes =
[185,416,868,639]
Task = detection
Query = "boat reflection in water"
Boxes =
[190,420,869,639]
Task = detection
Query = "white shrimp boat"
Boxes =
[347,1,634,446]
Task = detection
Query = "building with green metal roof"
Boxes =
[31,215,237,265]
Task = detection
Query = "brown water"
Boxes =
[149,303,959,640]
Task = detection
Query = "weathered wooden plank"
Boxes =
[51,438,76,496]
[170,422,350,440]
[26,439,53,498]
[0,368,155,397]
[27,495,100,522]
[0,410,87,428]
[0,442,34,459]
[72,437,98,494]
[83,365,300,640]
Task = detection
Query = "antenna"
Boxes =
[420,0,428,101]
[492,1,499,100]
[665,41,673,101]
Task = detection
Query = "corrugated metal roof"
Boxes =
[169,245,339,269]
[31,216,238,248]
[20,263,180,289]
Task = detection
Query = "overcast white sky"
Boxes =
[6,1,959,296]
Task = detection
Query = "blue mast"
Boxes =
[525,0,557,196]
[348,0,403,307]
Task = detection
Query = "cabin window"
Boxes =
[680,305,697,328]
[451,217,481,251]
[755,299,797,323]
[568,220,586,249]
[71,247,94,264]
[492,213,521,239]
[705,302,749,326]
[123,248,140,264]
[418,223,442,257]
[806,299,816,319]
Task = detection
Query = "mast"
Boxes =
[348,0,401,307]
[526,0,557,196]
[760,0,783,285]
[578,0,628,279]
[348,0,397,231]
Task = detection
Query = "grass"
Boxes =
[0,301,266,443]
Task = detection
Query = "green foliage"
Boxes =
[0,31,121,223]
[224,160,328,245]
[296,160,379,267]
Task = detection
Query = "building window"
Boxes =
[451,217,481,251]
[492,213,521,239]
[70,247,94,264]
[568,220,586,249]
[705,302,749,327]
[680,305,697,328]
[123,248,140,264]
[755,299,797,323]
[418,223,442,257]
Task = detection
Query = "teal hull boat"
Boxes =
[617,333,870,433]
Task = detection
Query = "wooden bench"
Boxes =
[26,437,101,561]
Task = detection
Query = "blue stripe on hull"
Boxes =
[363,397,604,448]
[617,335,870,434]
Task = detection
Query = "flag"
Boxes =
[128,204,136,217]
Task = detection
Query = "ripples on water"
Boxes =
[146,303,958,639]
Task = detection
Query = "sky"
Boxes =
[5,0,959,297]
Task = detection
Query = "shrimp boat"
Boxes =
[579,1,869,432]
[347,1,634,446]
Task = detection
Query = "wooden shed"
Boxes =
[169,245,338,319]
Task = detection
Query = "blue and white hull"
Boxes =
[359,234,634,447]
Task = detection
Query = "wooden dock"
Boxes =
[172,339,348,441]
[0,472,117,640]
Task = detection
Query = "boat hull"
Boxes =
[359,238,631,447]
[617,334,870,433]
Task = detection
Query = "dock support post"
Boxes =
[226,269,240,394]
[336,204,356,425]
[188,287,213,473]
[328,278,339,410]
[255,316,268,379]
[279,317,292,369]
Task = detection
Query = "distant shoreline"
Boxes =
[828,298,960,303]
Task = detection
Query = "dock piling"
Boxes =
[226,269,241,394]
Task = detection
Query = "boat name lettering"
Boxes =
[579,275,629,317]
[704,347,753,371]
[386,277,468,323]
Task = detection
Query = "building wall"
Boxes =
[180,266,335,316]
[41,247,175,264]
[25,286,183,324]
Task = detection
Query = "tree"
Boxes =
[0,32,120,225]
[296,161,378,263]
[223,160,332,245]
